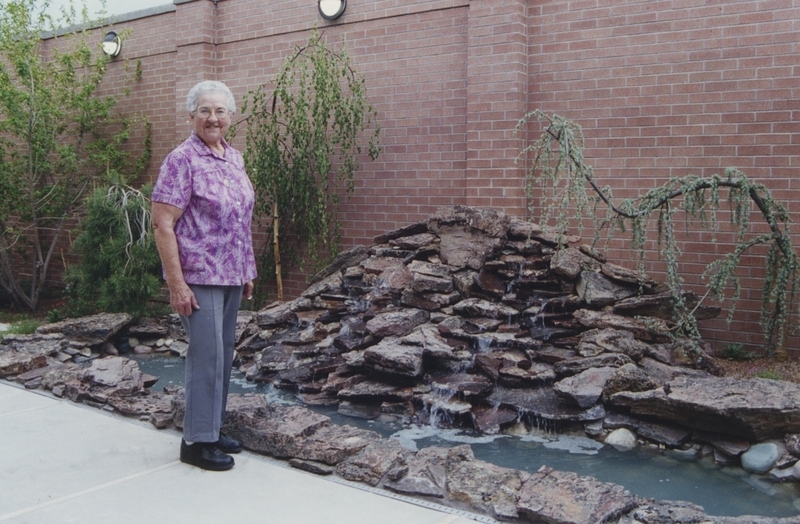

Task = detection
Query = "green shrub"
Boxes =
[720,343,750,360]
[753,369,784,381]
[64,183,162,318]
[1,317,41,336]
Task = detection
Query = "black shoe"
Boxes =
[180,440,235,471]
[215,432,242,454]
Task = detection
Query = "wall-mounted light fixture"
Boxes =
[318,0,346,20]
[101,31,121,57]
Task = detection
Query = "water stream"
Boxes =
[135,354,800,518]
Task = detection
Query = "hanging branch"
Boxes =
[516,109,800,354]
[229,29,380,304]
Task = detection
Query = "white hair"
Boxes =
[186,80,236,115]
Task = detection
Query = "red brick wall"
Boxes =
[59,0,800,354]
[526,1,800,353]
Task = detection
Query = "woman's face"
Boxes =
[191,91,231,148]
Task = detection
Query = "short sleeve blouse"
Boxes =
[151,133,257,286]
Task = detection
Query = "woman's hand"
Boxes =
[243,280,254,301]
[169,281,200,316]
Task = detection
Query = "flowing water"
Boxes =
[135,354,800,518]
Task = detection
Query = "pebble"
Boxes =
[605,428,637,450]
[741,442,780,474]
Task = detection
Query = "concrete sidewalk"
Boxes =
[0,381,491,524]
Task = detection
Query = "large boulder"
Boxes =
[609,376,800,440]
[553,366,618,408]
[517,465,638,524]
[0,333,69,378]
[445,445,527,520]
[219,394,380,464]
[335,438,408,486]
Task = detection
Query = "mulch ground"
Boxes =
[710,353,800,384]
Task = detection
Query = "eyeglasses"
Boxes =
[195,107,230,118]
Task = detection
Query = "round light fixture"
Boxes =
[101,31,121,57]
[318,0,346,20]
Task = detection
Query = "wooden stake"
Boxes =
[272,201,283,301]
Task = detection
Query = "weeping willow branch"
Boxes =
[229,29,380,304]
[516,109,800,353]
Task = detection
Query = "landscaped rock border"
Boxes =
[5,206,800,522]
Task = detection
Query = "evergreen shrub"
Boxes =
[64,183,161,318]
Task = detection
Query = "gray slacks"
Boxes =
[180,284,243,443]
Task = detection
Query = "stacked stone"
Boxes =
[6,207,800,522]
[237,206,717,434]
[231,206,800,484]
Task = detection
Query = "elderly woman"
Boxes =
[152,80,256,471]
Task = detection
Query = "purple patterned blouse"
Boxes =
[152,133,257,286]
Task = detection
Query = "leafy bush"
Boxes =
[0,0,150,311]
[753,369,784,381]
[720,343,750,360]
[64,183,161,318]
[0,317,41,340]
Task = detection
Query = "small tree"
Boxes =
[0,0,149,311]
[517,110,799,355]
[231,29,380,301]
[63,182,161,318]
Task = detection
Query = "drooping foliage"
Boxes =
[231,29,380,301]
[0,0,150,311]
[517,110,799,353]
[63,183,161,318]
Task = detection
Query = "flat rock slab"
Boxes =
[577,328,650,360]
[573,309,670,343]
[472,403,519,434]
[554,366,617,408]
[1,332,67,354]
[288,424,381,465]
[220,394,381,465]
[337,379,428,402]
[550,247,598,279]
[518,465,637,524]
[288,458,334,475]
[627,500,710,524]
[446,445,526,520]
[107,390,174,417]
[335,438,407,486]
[363,337,425,378]
[84,356,143,389]
[610,376,800,440]
[452,298,519,320]
[577,271,637,306]
[693,431,751,457]
[554,354,634,378]
[0,351,47,378]
[385,446,449,498]
[36,313,131,346]
[225,404,331,457]
[60,357,146,401]
[488,387,606,423]
[254,302,298,327]
[366,309,429,338]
